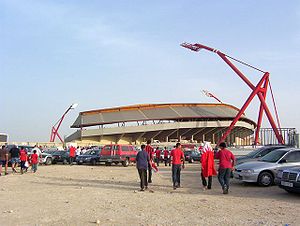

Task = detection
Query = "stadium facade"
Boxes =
[65,103,256,145]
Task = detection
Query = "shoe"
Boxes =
[223,186,228,194]
[202,186,207,191]
[173,186,177,190]
[148,180,152,184]
[140,188,145,192]
[145,186,148,190]
[207,187,212,190]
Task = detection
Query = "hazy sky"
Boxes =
[1,1,300,142]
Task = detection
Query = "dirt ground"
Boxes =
[0,163,299,226]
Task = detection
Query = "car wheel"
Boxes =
[258,172,273,186]
[91,159,97,166]
[122,158,129,167]
[105,162,112,166]
[45,157,52,165]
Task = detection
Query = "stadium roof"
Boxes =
[71,103,256,128]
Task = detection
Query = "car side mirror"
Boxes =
[279,159,287,164]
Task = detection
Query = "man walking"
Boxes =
[163,147,170,166]
[155,147,161,167]
[9,145,20,173]
[200,142,217,190]
[19,147,28,174]
[69,146,76,165]
[215,142,235,194]
[145,140,154,183]
[170,143,185,190]
[0,145,8,176]
[136,144,150,191]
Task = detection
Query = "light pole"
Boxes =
[202,90,223,103]
[50,103,78,143]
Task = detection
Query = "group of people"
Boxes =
[0,145,41,176]
[153,146,171,167]
[136,140,235,194]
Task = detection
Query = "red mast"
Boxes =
[181,42,284,145]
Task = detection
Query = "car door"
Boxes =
[112,145,119,160]
[102,145,112,160]
[277,151,300,172]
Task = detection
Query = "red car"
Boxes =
[100,144,138,167]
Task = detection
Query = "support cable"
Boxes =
[269,81,282,132]
[224,54,266,73]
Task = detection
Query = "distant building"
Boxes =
[0,133,8,143]
[66,103,256,145]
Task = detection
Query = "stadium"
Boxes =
[65,103,256,146]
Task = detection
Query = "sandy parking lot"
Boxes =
[0,163,299,226]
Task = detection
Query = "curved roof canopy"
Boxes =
[71,103,256,128]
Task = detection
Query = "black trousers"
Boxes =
[218,168,232,189]
[164,157,170,166]
[138,168,148,189]
[155,157,160,166]
[172,164,181,187]
[69,157,74,164]
[148,163,152,182]
[201,172,212,189]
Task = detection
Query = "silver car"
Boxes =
[234,148,300,186]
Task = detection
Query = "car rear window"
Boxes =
[260,150,288,163]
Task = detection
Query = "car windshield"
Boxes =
[83,150,100,155]
[246,148,264,158]
[53,151,65,155]
[260,150,288,163]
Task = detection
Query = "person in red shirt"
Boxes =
[170,143,185,190]
[163,147,170,166]
[201,142,217,190]
[215,142,235,194]
[145,140,154,183]
[155,147,161,167]
[19,147,28,174]
[30,150,39,173]
[69,146,76,165]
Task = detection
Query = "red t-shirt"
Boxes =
[145,145,153,160]
[20,149,27,161]
[215,148,235,169]
[155,149,161,158]
[170,148,184,165]
[69,146,76,157]
[31,153,38,164]
[164,150,169,157]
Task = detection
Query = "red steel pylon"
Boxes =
[181,42,284,145]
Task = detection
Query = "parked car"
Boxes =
[276,166,300,193]
[25,148,53,165]
[52,151,70,164]
[76,149,101,165]
[43,148,59,155]
[40,152,53,165]
[184,150,201,163]
[233,148,300,186]
[236,145,288,165]
[100,144,138,167]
